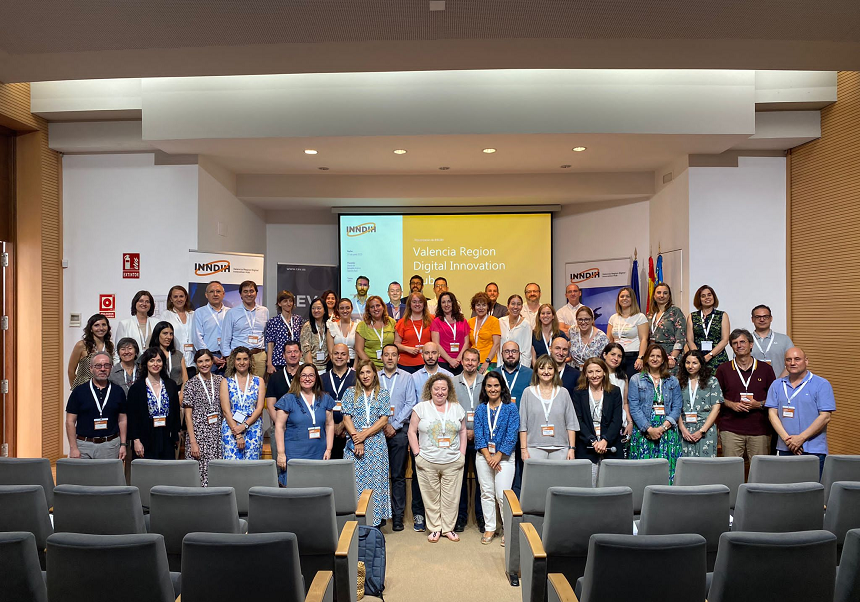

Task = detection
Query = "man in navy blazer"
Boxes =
[386,281,407,321]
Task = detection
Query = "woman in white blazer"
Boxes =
[114,290,159,362]
[160,285,197,377]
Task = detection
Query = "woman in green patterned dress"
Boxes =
[628,344,683,482]
[686,285,731,370]
[648,283,686,372]
[676,350,722,458]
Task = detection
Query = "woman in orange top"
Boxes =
[468,292,501,374]
[395,292,434,373]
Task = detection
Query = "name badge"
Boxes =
[308,426,321,439]
[248,335,261,345]
[541,424,555,437]
[740,392,755,404]
[594,424,602,438]
[782,406,795,419]
[763,359,772,364]
[94,418,108,430]
[700,340,713,352]
[376,350,382,359]
[511,397,517,405]
[684,412,698,424]
[153,416,166,428]
[390,405,396,416]
[217,337,221,345]
[437,436,451,448]
[416,344,424,352]
[348,348,356,359]
[450,343,460,352]
[184,343,194,352]
[232,411,248,423]
[316,351,326,361]
[488,441,496,454]
[467,411,475,423]
[333,402,343,413]
[207,412,219,425]
[654,405,666,416]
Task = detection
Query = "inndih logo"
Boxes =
[570,268,600,284]
[346,222,377,237]
[195,260,231,276]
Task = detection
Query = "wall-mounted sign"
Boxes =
[122,253,140,279]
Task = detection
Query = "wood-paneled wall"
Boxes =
[788,71,860,455]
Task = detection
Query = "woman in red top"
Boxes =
[395,292,434,373]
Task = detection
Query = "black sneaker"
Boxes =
[378,519,386,528]
[477,519,485,533]
[454,520,466,533]
[393,517,404,531]
[413,514,426,532]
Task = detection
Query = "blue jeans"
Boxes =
[777,450,826,478]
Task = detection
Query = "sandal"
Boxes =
[500,536,505,547]
[428,531,441,543]
[444,531,460,542]
[481,532,495,545]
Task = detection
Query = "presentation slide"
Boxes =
[339,213,552,306]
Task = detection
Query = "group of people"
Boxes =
[65,276,837,545]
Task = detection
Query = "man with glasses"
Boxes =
[556,283,585,330]
[750,304,794,377]
[426,277,448,315]
[499,341,532,497]
[65,351,128,460]
[522,283,542,328]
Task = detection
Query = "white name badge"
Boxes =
[654,405,666,416]
[467,411,475,423]
[684,412,698,424]
[700,340,714,352]
[232,410,248,423]
[740,392,755,404]
[541,424,555,437]
[348,348,356,359]
[333,403,343,413]
[488,441,496,454]
[437,436,452,448]
[763,359,772,364]
[316,351,326,361]
[782,406,795,419]
[217,337,221,345]
[390,405,396,416]
[93,418,108,430]
[207,412,219,425]
[376,350,382,359]
[153,416,166,428]
[248,335,261,345]
[450,343,460,352]
[511,397,517,405]
[594,424,602,438]
[416,344,424,352]
[184,343,194,352]
[308,426,321,439]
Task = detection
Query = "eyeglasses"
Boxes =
[92,363,112,369]
[300,374,316,380]
[576,318,592,323]
[753,314,772,320]
[502,350,519,355]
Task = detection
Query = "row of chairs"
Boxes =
[2,530,334,602]
[2,484,361,602]
[543,529,860,602]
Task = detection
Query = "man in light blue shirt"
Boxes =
[191,280,229,373]
[766,347,836,476]
[499,340,533,497]
[220,280,269,377]
[379,344,420,532]
[411,342,454,398]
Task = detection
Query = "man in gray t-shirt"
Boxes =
[750,305,793,377]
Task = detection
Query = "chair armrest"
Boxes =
[548,574,578,602]
[307,571,334,602]
[175,597,180,602]
[520,522,546,559]
[503,489,522,517]
[356,489,373,518]
[336,521,358,557]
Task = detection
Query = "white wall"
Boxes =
[553,200,650,309]
[688,156,787,333]
[650,165,691,313]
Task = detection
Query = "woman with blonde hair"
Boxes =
[531,303,567,365]
[355,295,396,369]
[518,355,579,461]
[219,346,265,461]
[607,286,649,380]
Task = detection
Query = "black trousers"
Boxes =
[387,428,409,519]
[457,440,484,525]
[410,451,425,517]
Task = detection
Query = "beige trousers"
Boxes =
[719,430,771,471]
[415,454,465,533]
[250,351,267,378]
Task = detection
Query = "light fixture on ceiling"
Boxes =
[560,165,572,169]
[571,146,587,152]
[304,149,318,155]
[482,148,497,154]
[393,149,408,155]
[318,167,330,171]
[438,166,450,170]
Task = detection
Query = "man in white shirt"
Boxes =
[522,282,542,327]
[750,304,794,377]
[453,348,484,532]
[191,280,229,373]
[411,342,454,398]
[352,275,370,320]
[220,280,269,377]
[556,283,585,330]
[426,277,448,315]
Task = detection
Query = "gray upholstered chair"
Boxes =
[639,484,730,570]
[47,532,179,602]
[824,481,860,561]
[52,485,147,535]
[130,459,201,510]
[287,459,372,531]
[673,456,744,510]
[502,459,593,586]
[747,454,819,484]
[596,458,669,514]
[148,485,246,571]
[0,457,56,509]
[207,459,277,516]
[181,532,333,602]
[0,485,53,569]
[248,486,358,602]
[822,455,860,503]
[0,532,48,602]
[835,528,860,602]
[554,533,707,602]
[519,486,632,602]
[732,482,824,533]
[55,458,126,487]
[708,531,836,602]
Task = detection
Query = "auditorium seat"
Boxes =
[835,528,860,602]
[747,454,819,485]
[130,459,200,511]
[596,458,669,514]
[287,459,373,531]
[53,485,147,535]
[0,457,56,509]
[207,459,277,516]
[821,455,860,503]
[0,485,53,569]
[824,481,860,561]
[56,458,126,487]
[732,482,824,533]
[673,456,743,510]
[0,532,48,602]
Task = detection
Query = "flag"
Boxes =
[656,253,664,284]
[631,256,640,309]
[647,255,656,314]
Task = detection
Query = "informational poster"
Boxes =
[276,263,339,310]
[187,250,265,310]
[563,258,632,331]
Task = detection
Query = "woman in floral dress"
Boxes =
[686,285,731,371]
[648,283,686,372]
[183,349,223,485]
[219,347,265,460]
[569,306,609,369]
[676,350,722,458]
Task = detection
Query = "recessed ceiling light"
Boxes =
[572,146,587,152]
[318,167,330,171]
[304,149,318,155]
[393,149,408,155]
[560,165,572,169]
[482,148,497,154]
[438,166,450,170]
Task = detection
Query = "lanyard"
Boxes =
[487,403,502,440]
[329,369,351,399]
[647,374,663,403]
[301,391,317,425]
[390,304,401,320]
[381,372,398,401]
[317,330,325,351]
[651,311,665,334]
[283,368,294,388]
[232,375,253,406]
[541,330,552,353]
[198,373,216,411]
[244,307,258,332]
[688,380,699,404]
[754,332,774,355]
[124,366,136,386]
[732,359,757,391]
[208,305,224,327]
[446,318,459,340]
[504,367,520,393]
[361,390,373,425]
[137,321,150,347]
[473,316,486,344]
[89,381,111,416]
[372,324,385,346]
[535,386,558,423]
[782,372,813,406]
[588,386,603,423]
[700,311,715,338]
[411,320,424,343]
[281,314,295,340]
[146,378,164,413]
[579,327,595,347]
[463,376,478,409]
[432,401,450,431]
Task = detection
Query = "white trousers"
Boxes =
[475,454,515,532]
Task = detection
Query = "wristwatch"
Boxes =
[662,424,670,433]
